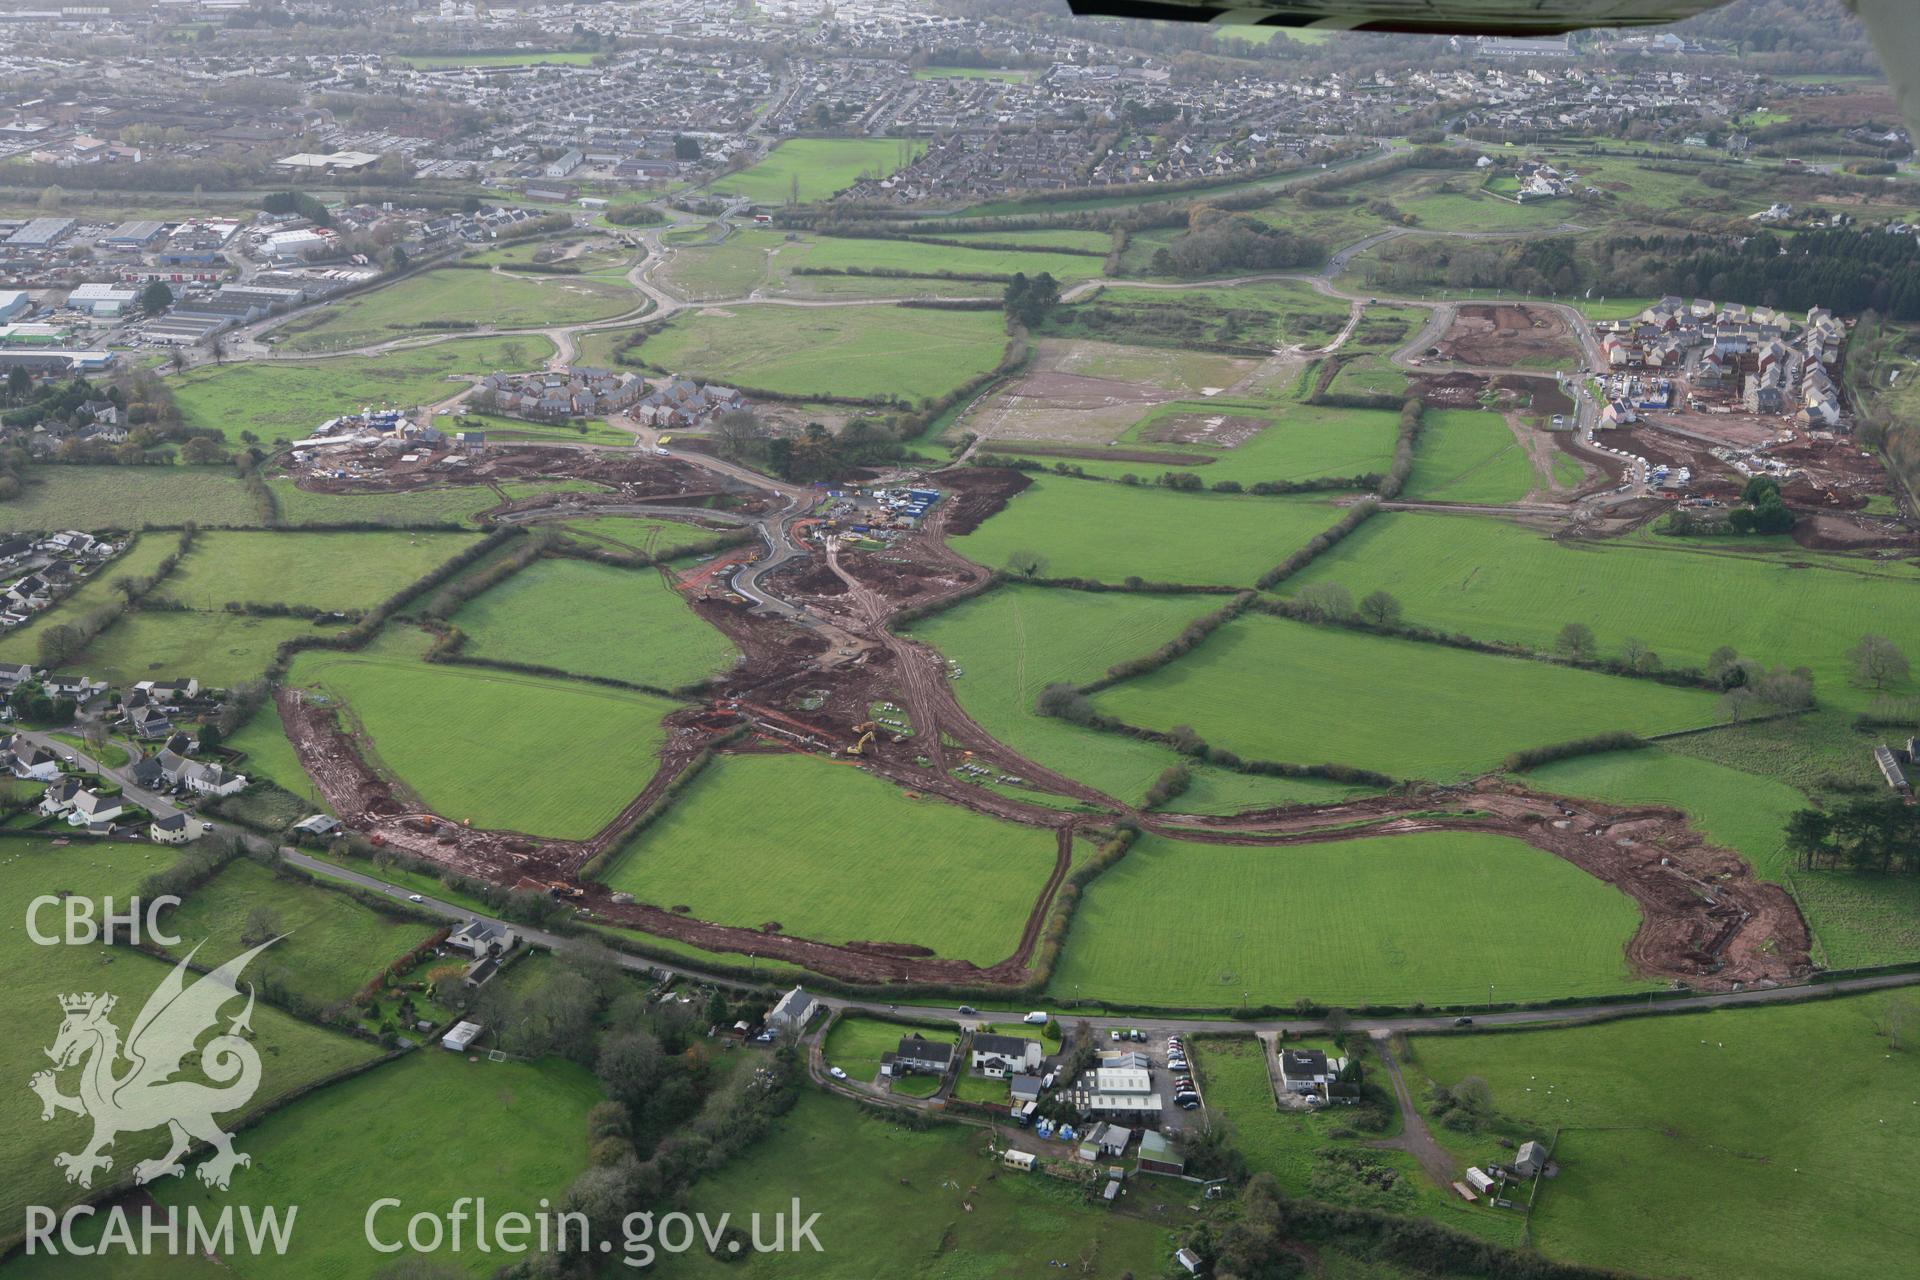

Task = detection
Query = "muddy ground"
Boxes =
[1434,304,1580,370]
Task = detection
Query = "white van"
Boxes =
[1022,1011,1049,1026]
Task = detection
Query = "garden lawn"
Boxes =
[823,1015,957,1082]
[1401,408,1535,504]
[1410,995,1920,1280]
[597,752,1057,966]
[0,466,258,533]
[950,478,1345,586]
[156,858,438,1009]
[0,838,378,1250]
[1530,748,1920,968]
[1090,613,1727,779]
[164,529,483,611]
[1192,1036,1522,1243]
[1052,830,1652,1008]
[908,584,1377,810]
[454,556,738,690]
[656,1091,1176,1280]
[274,267,633,353]
[712,138,926,204]
[1281,510,1920,712]
[635,305,1005,403]
[168,335,557,445]
[287,628,679,838]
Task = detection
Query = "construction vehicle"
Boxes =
[845,730,876,757]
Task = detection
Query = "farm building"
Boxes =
[1138,1129,1185,1175]
[1874,745,1912,795]
[1514,1140,1548,1177]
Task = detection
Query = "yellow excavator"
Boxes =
[845,721,878,756]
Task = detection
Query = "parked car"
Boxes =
[828,1067,847,1081]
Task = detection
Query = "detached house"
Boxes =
[888,1035,955,1077]
[971,1033,1044,1077]
[64,787,125,829]
[1278,1048,1339,1094]
[150,811,194,845]
[181,761,246,797]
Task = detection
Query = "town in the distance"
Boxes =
[0,2,1916,1279]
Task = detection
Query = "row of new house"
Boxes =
[628,376,747,429]
[473,366,649,421]
[1600,300,1847,426]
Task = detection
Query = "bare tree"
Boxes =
[1005,549,1047,581]
[1850,634,1910,691]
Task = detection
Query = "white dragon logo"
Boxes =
[29,939,275,1191]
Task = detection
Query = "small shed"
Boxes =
[1002,1149,1036,1172]
[1175,1247,1203,1276]
[1514,1140,1548,1178]
[442,1021,484,1052]
[1465,1167,1497,1195]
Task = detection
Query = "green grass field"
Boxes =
[267,478,506,528]
[0,467,260,533]
[169,335,557,445]
[446,410,633,446]
[597,752,1060,966]
[273,268,634,354]
[712,138,926,204]
[555,515,732,557]
[1052,830,1652,1007]
[656,1091,1179,1279]
[164,530,483,611]
[228,696,325,809]
[1401,409,1537,504]
[1410,995,1920,1280]
[287,628,680,839]
[635,305,1006,402]
[157,858,437,1009]
[1049,279,1352,351]
[454,556,738,690]
[786,233,1107,289]
[908,584,1378,811]
[11,1050,601,1280]
[1091,613,1727,779]
[1281,511,1920,711]
[65,610,315,691]
[0,839,379,1248]
[950,478,1346,586]
[657,227,790,300]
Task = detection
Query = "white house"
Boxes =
[65,788,124,827]
[766,985,817,1031]
[1278,1048,1339,1094]
[150,812,194,845]
[181,762,247,797]
[971,1033,1044,1076]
